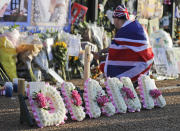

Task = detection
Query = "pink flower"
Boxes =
[150,89,162,98]
[122,87,135,99]
[71,90,82,106]
[97,95,109,106]
[36,93,47,108]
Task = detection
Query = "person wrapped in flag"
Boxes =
[93,5,154,84]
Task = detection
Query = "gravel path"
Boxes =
[0,81,180,131]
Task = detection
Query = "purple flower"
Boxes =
[97,95,109,106]
[71,90,82,106]
[150,89,162,98]
[122,87,135,99]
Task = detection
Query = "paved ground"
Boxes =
[0,79,180,131]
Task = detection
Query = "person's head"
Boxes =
[113,5,129,29]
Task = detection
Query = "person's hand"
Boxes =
[91,51,100,60]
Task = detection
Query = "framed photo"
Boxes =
[71,2,88,25]
[0,0,32,26]
[31,0,71,29]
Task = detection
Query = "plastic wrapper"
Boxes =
[0,36,17,81]
[150,30,173,48]
[33,49,49,71]
[17,35,43,81]
[16,35,43,53]
[90,24,104,51]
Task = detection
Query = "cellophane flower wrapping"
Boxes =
[105,77,127,113]
[0,35,17,81]
[120,77,141,112]
[17,35,43,81]
[52,41,67,80]
[61,82,85,121]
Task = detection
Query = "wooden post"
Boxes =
[84,45,91,83]
[170,0,175,38]
[18,78,25,96]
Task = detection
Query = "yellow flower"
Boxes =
[55,41,67,48]
[61,42,67,48]
[74,56,78,61]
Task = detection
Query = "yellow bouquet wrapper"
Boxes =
[0,36,17,81]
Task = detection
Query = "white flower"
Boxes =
[28,83,66,127]
[84,78,116,118]
[61,82,86,121]
[138,75,157,109]
[106,77,127,113]
[103,102,116,116]
[144,76,166,108]
[120,77,141,112]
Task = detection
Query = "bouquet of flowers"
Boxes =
[105,77,127,113]
[120,77,141,112]
[17,34,43,81]
[52,41,67,80]
[138,75,166,109]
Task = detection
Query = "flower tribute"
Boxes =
[138,75,166,109]
[84,78,115,118]
[33,91,47,109]
[105,77,127,113]
[61,82,85,121]
[149,89,162,98]
[122,87,135,99]
[28,82,67,128]
[97,95,109,106]
[52,41,67,80]
[71,90,82,106]
[120,77,141,112]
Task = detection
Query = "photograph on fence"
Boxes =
[0,0,31,26]
[31,0,70,28]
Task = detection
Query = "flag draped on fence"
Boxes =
[105,20,154,81]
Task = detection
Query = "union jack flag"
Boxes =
[113,5,129,19]
[104,20,154,81]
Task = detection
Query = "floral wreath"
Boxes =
[105,77,127,113]
[120,77,141,112]
[96,91,116,117]
[27,82,67,128]
[84,78,115,118]
[138,75,166,109]
[61,82,85,121]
